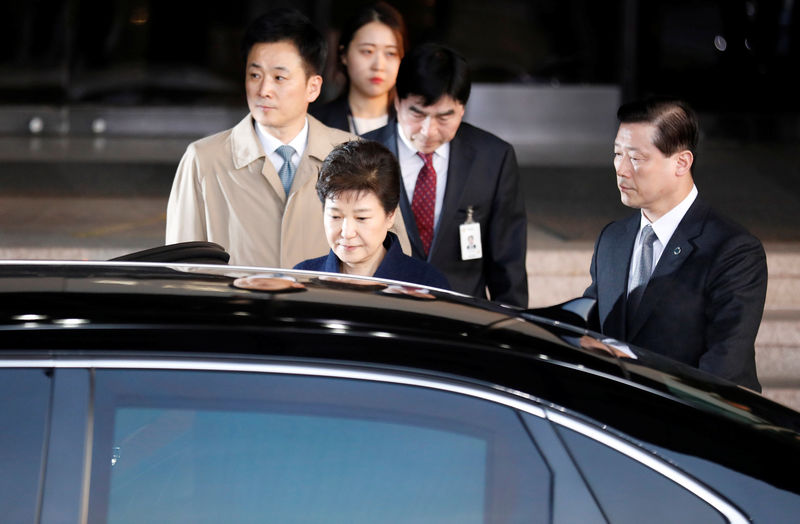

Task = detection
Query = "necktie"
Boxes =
[411,152,436,256]
[627,224,657,317]
[276,145,296,195]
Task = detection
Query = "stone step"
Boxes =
[759,346,800,387]
[526,247,592,307]
[765,247,800,276]
[756,311,800,396]
[761,389,800,412]
[756,310,800,346]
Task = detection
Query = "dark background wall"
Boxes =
[0,0,796,142]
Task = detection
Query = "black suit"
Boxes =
[364,122,528,307]
[584,196,767,391]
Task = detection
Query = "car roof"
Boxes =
[0,261,796,417]
[0,260,785,402]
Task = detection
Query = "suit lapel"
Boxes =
[428,130,475,259]
[604,215,639,338]
[627,198,708,339]
[231,115,287,200]
[398,176,426,258]
[381,126,426,258]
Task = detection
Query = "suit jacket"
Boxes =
[364,122,528,307]
[294,232,450,289]
[584,196,767,391]
[166,114,411,268]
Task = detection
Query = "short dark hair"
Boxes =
[316,140,400,214]
[395,43,471,106]
[241,8,327,77]
[617,97,699,157]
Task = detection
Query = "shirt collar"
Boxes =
[255,117,309,158]
[640,184,698,244]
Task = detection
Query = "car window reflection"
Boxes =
[88,369,551,523]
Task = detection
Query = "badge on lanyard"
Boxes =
[459,206,482,260]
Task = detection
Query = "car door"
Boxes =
[6,359,750,524]
[53,362,553,524]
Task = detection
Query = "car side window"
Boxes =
[554,423,728,524]
[0,369,51,523]
[87,369,551,524]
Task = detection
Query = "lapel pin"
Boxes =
[673,247,681,255]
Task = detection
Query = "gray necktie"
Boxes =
[276,145,296,195]
[627,224,657,315]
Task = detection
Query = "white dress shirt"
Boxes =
[628,185,699,295]
[255,118,309,175]
[396,122,449,230]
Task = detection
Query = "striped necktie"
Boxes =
[627,224,657,319]
[276,145,296,195]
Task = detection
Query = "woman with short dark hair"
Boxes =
[294,140,449,288]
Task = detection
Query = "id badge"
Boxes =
[459,206,482,260]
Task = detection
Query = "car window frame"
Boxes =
[1,356,750,524]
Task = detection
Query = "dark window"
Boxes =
[88,369,550,523]
[0,369,51,522]
[555,424,727,523]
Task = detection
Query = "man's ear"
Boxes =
[675,150,694,177]
[306,74,323,103]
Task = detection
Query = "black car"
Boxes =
[1,260,799,523]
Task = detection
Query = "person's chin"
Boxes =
[619,193,637,208]
[414,142,438,154]
[336,247,362,261]
[251,109,280,127]
[362,83,386,97]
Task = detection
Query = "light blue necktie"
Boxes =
[276,145,296,195]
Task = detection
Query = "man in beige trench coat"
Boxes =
[166,8,409,268]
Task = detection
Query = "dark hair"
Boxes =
[395,43,471,106]
[338,2,408,67]
[617,97,699,157]
[316,140,400,214]
[336,2,407,110]
[241,8,327,77]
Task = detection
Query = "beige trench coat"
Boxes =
[166,114,410,268]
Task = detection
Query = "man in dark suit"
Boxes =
[364,43,528,307]
[584,98,767,391]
